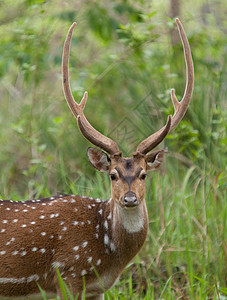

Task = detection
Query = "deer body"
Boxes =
[0,19,193,299]
[0,194,148,299]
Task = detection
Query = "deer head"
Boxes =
[62,18,194,209]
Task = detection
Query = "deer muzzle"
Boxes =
[123,191,138,208]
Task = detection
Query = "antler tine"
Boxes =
[62,23,86,117]
[62,23,121,156]
[169,18,194,131]
[136,18,194,155]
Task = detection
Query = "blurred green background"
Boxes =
[0,0,226,298]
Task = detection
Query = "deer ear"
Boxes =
[146,149,167,171]
[87,147,111,172]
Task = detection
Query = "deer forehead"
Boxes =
[110,157,146,176]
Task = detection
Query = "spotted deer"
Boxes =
[0,18,193,300]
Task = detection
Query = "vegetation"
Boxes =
[0,0,226,299]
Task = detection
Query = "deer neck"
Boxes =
[107,198,148,258]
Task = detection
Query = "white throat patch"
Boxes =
[118,204,146,234]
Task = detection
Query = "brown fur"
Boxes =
[0,153,150,299]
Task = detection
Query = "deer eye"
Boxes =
[140,173,147,180]
[110,174,117,181]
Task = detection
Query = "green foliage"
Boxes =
[0,0,226,298]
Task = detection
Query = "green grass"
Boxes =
[0,0,226,299]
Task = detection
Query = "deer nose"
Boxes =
[124,192,138,207]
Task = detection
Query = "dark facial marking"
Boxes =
[124,159,133,170]
[115,167,143,188]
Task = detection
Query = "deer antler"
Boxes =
[63,19,193,157]
[62,22,121,156]
[135,18,194,155]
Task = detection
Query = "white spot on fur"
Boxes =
[104,234,109,246]
[104,220,108,230]
[27,274,39,282]
[81,270,87,276]
[96,259,101,266]
[52,262,65,269]
[6,238,15,246]
[110,241,116,252]
[0,276,40,284]
[82,241,88,248]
